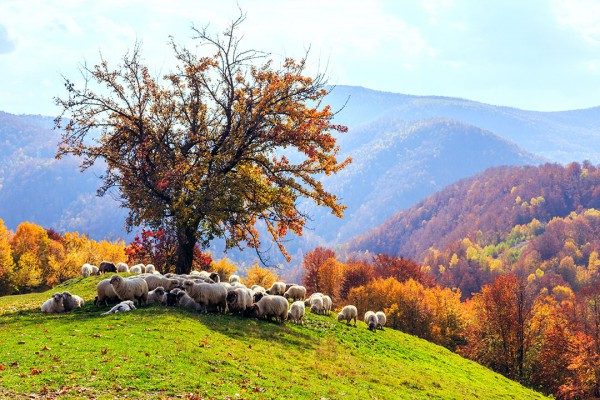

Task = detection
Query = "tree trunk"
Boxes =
[175,226,197,275]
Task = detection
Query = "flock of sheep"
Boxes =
[41,261,388,331]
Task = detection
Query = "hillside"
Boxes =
[0,276,546,399]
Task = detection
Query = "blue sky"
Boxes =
[1,0,600,115]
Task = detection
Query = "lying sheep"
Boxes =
[288,301,305,324]
[364,311,377,331]
[229,274,241,284]
[266,281,286,296]
[166,288,185,307]
[145,264,156,274]
[194,270,220,283]
[310,296,324,314]
[129,264,144,274]
[322,295,333,315]
[116,262,130,273]
[110,275,148,306]
[82,263,92,278]
[183,280,227,313]
[284,285,306,302]
[337,305,358,326]
[176,291,203,311]
[102,300,136,315]
[226,287,253,315]
[62,291,84,311]
[99,261,117,274]
[250,295,288,323]
[305,292,323,306]
[41,293,64,313]
[95,279,119,306]
[148,286,167,305]
[375,311,387,330]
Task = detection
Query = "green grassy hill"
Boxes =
[0,276,547,399]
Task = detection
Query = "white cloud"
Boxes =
[552,0,600,44]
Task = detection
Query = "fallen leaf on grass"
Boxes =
[0,364,3,371]
[30,368,44,375]
[42,346,52,351]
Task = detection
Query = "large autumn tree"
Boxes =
[54,15,350,273]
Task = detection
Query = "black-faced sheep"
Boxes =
[226,287,253,315]
[183,280,228,313]
[81,263,92,278]
[322,295,333,315]
[288,301,305,324]
[176,290,203,311]
[266,281,286,296]
[129,264,144,274]
[166,288,185,307]
[95,279,120,306]
[99,261,117,274]
[110,275,149,306]
[148,286,167,305]
[364,311,377,331]
[375,311,387,330]
[62,291,84,311]
[337,305,358,326]
[285,283,297,291]
[116,262,130,273]
[102,300,136,315]
[283,285,306,302]
[250,295,288,323]
[41,293,64,313]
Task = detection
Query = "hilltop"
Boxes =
[0,276,546,399]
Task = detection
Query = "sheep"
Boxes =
[182,280,228,313]
[145,264,156,274]
[176,291,203,311]
[90,265,99,275]
[99,261,117,274]
[148,286,167,305]
[253,291,268,303]
[310,296,324,314]
[116,262,130,273]
[95,279,119,306]
[166,288,185,307]
[62,291,84,311]
[305,292,323,306]
[322,295,333,315]
[229,274,241,284]
[266,281,286,296]
[141,274,180,292]
[226,287,253,315]
[337,305,358,326]
[129,264,144,274]
[283,285,307,302]
[288,301,305,324]
[364,311,377,331]
[285,283,298,291]
[109,275,149,306]
[193,271,220,283]
[102,300,136,315]
[82,263,92,278]
[375,311,387,330]
[249,295,288,323]
[251,285,266,293]
[41,293,64,313]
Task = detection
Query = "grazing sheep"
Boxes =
[251,285,266,293]
[285,283,297,292]
[337,305,358,326]
[229,274,241,284]
[110,275,149,306]
[81,264,92,278]
[129,264,144,274]
[226,287,253,315]
[266,281,286,296]
[102,300,136,315]
[145,264,156,274]
[322,295,333,315]
[141,274,179,291]
[364,311,377,331]
[288,301,306,324]
[375,311,387,330]
[310,296,324,314]
[90,265,99,275]
[253,291,267,303]
[183,280,228,313]
[116,262,130,273]
[41,293,64,313]
[176,291,203,311]
[99,261,117,274]
[95,279,119,306]
[283,285,307,302]
[250,295,288,323]
[305,292,323,306]
[62,291,84,311]
[148,286,167,305]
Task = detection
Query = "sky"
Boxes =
[1,0,600,115]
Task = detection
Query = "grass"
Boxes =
[0,275,548,399]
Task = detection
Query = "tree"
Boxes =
[0,219,15,295]
[245,263,277,288]
[55,14,350,274]
[302,247,335,294]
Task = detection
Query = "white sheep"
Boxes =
[102,300,136,315]
[283,285,307,302]
[322,295,333,315]
[81,263,92,278]
[183,280,228,313]
[266,281,286,296]
[41,293,64,313]
[337,305,358,326]
[226,287,253,315]
[141,274,180,292]
[288,301,305,324]
[145,264,156,274]
[95,279,119,306]
[129,264,144,274]
[62,291,84,311]
[250,295,288,323]
[148,286,167,305]
[304,292,323,306]
[364,311,377,331]
[116,262,130,273]
[90,265,99,275]
[176,291,203,311]
[310,296,324,314]
[109,275,149,306]
[375,311,387,330]
[229,274,241,284]
[194,270,220,282]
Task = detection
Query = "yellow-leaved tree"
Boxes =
[0,219,15,295]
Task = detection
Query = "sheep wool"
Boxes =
[110,275,149,306]
[95,279,119,306]
[129,264,144,274]
[364,311,377,331]
[322,295,333,315]
[62,291,84,311]
[145,264,156,274]
[283,285,307,302]
[183,280,228,313]
[176,291,203,311]
[250,295,288,323]
[337,305,358,326]
[148,286,167,305]
[226,287,253,314]
[41,293,65,313]
[375,311,387,330]
[102,300,136,315]
[90,265,99,275]
[288,301,305,324]
[266,281,286,296]
[81,263,92,278]
[310,296,324,314]
[228,274,241,284]
[304,292,323,306]
[116,262,130,273]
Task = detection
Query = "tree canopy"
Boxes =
[54,15,350,273]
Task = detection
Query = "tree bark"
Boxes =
[175,226,197,274]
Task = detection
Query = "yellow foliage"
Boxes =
[14,251,43,289]
[211,257,238,282]
[245,264,278,288]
